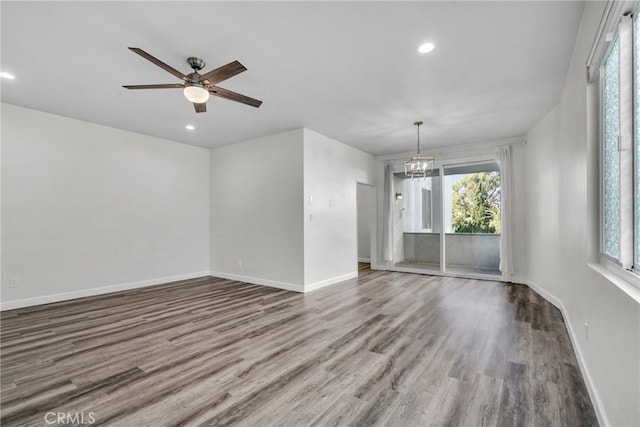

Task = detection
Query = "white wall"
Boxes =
[209,128,375,292]
[303,129,375,290]
[2,120,374,305]
[1,103,210,309]
[525,2,640,426]
[356,183,373,261]
[209,129,305,291]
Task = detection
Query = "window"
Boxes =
[635,14,640,267]
[603,39,620,258]
[599,10,639,280]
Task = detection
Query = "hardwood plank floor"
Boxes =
[1,265,598,426]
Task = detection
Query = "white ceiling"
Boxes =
[1,1,584,155]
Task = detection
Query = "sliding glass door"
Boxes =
[391,160,502,279]
[443,163,501,276]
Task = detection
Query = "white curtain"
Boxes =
[381,162,393,264]
[494,146,513,280]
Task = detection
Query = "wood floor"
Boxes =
[1,264,597,426]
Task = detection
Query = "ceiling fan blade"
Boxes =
[122,84,184,89]
[209,86,262,108]
[128,47,186,81]
[194,103,207,113]
[199,61,247,85]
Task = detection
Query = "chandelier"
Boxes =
[404,121,434,178]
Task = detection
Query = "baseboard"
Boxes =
[0,271,211,311]
[209,271,304,293]
[509,273,527,285]
[358,258,371,263]
[370,263,387,271]
[525,279,562,309]
[371,261,392,271]
[304,271,358,293]
[526,280,608,427]
[563,312,609,427]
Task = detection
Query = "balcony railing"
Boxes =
[400,232,500,275]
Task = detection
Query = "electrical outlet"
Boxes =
[309,196,313,204]
[584,322,589,341]
[9,277,18,288]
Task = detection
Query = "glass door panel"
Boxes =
[443,162,501,276]
[392,170,442,271]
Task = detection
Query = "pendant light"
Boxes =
[404,121,434,178]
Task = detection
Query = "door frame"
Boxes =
[356,181,377,269]
[388,154,503,281]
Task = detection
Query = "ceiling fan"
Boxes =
[123,47,262,113]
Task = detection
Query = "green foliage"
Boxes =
[451,172,501,234]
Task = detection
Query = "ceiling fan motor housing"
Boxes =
[186,73,203,83]
[187,57,206,71]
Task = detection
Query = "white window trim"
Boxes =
[618,15,634,269]
[589,260,640,303]
[634,9,640,273]
[596,5,640,290]
[587,0,638,82]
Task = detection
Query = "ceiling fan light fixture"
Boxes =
[183,83,210,103]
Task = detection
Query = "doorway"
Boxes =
[391,161,502,278]
[356,182,376,273]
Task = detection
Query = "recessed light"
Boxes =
[0,72,15,79]
[418,43,435,54]
[185,125,195,130]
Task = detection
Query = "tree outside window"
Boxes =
[451,172,501,234]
